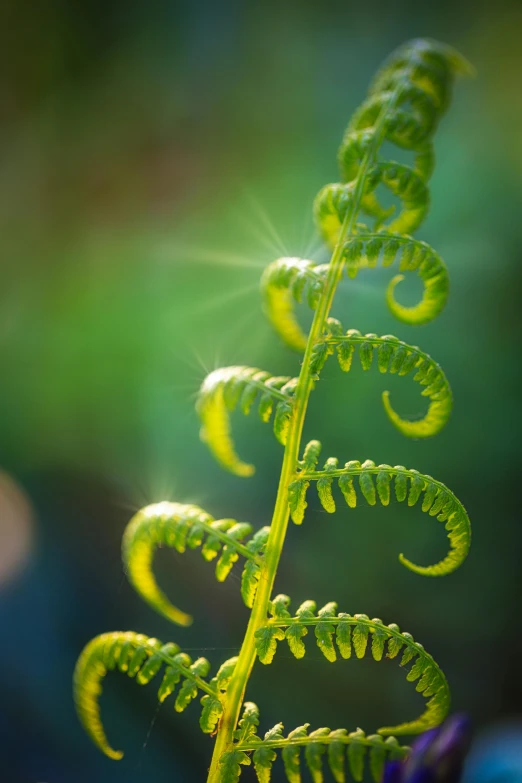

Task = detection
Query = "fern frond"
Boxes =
[343,232,449,325]
[197,366,297,476]
[370,39,474,114]
[255,596,450,736]
[73,39,473,780]
[260,257,328,351]
[313,318,452,439]
[260,231,448,349]
[122,501,270,625]
[315,160,429,249]
[315,39,471,248]
[73,631,221,759]
[291,449,470,576]
[233,704,409,783]
[219,750,252,783]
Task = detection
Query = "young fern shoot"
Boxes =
[74,39,473,783]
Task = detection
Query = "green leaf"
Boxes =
[368,736,386,783]
[376,468,392,506]
[216,657,238,692]
[337,340,355,371]
[286,622,308,659]
[135,651,163,684]
[175,657,209,711]
[274,401,293,445]
[255,626,285,664]
[123,502,267,627]
[310,341,334,376]
[305,728,330,783]
[253,723,285,782]
[394,469,408,502]
[339,470,358,508]
[219,750,251,783]
[302,440,322,470]
[370,620,388,661]
[241,526,270,608]
[315,603,338,662]
[348,730,367,782]
[377,339,395,372]
[336,616,352,659]
[241,559,261,609]
[358,340,374,370]
[400,642,417,666]
[73,632,215,761]
[282,725,310,783]
[253,746,277,783]
[406,655,427,683]
[353,616,370,658]
[328,729,348,783]
[288,479,310,525]
[270,594,292,620]
[359,461,377,505]
[215,522,252,581]
[261,257,327,351]
[408,472,425,505]
[317,475,336,513]
[199,695,223,733]
[386,626,404,659]
[235,702,260,742]
[197,366,295,476]
[158,662,184,702]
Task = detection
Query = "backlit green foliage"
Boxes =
[73,39,472,782]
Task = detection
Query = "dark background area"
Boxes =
[0,1,521,781]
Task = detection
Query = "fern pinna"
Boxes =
[74,39,472,782]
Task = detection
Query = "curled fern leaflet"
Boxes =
[292,446,470,576]
[197,366,297,476]
[315,318,453,438]
[73,631,219,760]
[260,257,328,351]
[233,701,409,783]
[343,232,449,325]
[123,501,270,625]
[255,596,450,736]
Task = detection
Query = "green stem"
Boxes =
[235,734,409,753]
[299,465,455,493]
[153,651,217,697]
[206,79,405,783]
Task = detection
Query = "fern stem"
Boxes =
[193,520,258,561]
[235,734,409,752]
[300,465,452,487]
[152,649,218,697]
[206,73,408,783]
[322,334,444,370]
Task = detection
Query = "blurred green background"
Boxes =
[0,1,521,781]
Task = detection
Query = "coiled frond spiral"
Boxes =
[123,502,270,625]
[314,38,472,246]
[254,595,449,736]
[288,440,470,575]
[197,366,297,476]
[311,317,452,438]
[73,631,238,759]
[261,258,328,351]
[343,232,449,325]
[260,40,471,356]
[261,232,449,354]
[222,701,410,783]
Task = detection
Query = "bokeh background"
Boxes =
[0,1,521,781]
